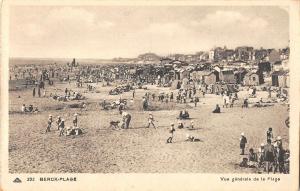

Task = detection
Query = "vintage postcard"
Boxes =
[1,0,299,190]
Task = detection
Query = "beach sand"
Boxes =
[8,82,289,173]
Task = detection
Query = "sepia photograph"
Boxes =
[7,5,291,174]
[1,1,299,191]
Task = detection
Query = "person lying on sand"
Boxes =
[185,134,200,142]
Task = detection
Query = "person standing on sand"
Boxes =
[147,113,156,129]
[257,143,265,168]
[38,87,41,97]
[239,132,247,155]
[58,119,65,136]
[132,89,135,98]
[264,139,275,173]
[33,88,36,97]
[56,116,62,130]
[46,115,53,133]
[152,93,155,101]
[73,113,78,127]
[242,98,249,108]
[194,96,199,107]
[170,92,174,102]
[122,111,131,129]
[267,127,274,142]
[166,123,175,143]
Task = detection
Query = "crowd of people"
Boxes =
[46,113,82,136]
[21,104,39,113]
[11,61,290,174]
[239,128,289,174]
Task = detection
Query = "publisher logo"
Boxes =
[13,178,22,183]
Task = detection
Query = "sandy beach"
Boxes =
[9,81,289,173]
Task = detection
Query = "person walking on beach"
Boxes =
[132,89,135,98]
[239,132,247,155]
[65,88,68,96]
[194,96,199,107]
[147,113,156,128]
[38,87,41,97]
[56,116,62,130]
[267,127,274,142]
[170,92,174,102]
[73,113,78,127]
[58,119,65,136]
[33,88,36,97]
[46,115,53,133]
[167,123,176,143]
[122,111,131,129]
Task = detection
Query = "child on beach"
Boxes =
[147,113,156,129]
[167,123,175,143]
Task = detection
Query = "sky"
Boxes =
[10,6,289,59]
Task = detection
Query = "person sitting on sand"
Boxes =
[239,158,248,167]
[248,148,258,168]
[177,121,184,129]
[28,104,34,112]
[33,107,39,113]
[181,109,190,119]
[152,93,156,101]
[186,120,194,129]
[166,123,175,143]
[212,104,221,113]
[21,104,27,112]
[65,126,73,136]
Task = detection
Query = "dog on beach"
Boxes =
[110,120,120,129]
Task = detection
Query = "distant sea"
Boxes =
[9,57,130,66]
